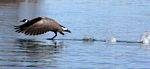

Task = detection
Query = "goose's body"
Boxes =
[14,17,71,40]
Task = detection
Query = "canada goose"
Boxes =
[14,16,71,40]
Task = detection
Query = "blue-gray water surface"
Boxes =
[0,0,150,69]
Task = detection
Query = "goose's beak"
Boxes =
[62,27,71,33]
[65,29,71,33]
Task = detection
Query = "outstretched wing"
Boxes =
[18,17,42,28]
[15,17,62,35]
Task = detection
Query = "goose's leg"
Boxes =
[59,32,64,35]
[48,32,57,40]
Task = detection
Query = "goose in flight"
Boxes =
[14,16,71,40]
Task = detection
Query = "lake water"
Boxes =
[0,0,150,69]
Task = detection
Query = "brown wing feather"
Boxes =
[14,17,42,33]
[20,17,42,28]
[15,17,63,35]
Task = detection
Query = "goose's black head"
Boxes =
[20,19,29,22]
[62,27,71,33]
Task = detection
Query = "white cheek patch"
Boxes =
[25,20,28,22]
[62,27,68,30]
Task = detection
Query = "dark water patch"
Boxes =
[0,0,38,3]
[51,38,101,42]
[0,38,64,67]
[16,38,36,42]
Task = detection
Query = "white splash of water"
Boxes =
[140,31,150,45]
[106,36,117,43]
[83,35,94,41]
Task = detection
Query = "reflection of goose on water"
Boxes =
[14,16,71,40]
[15,39,64,67]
